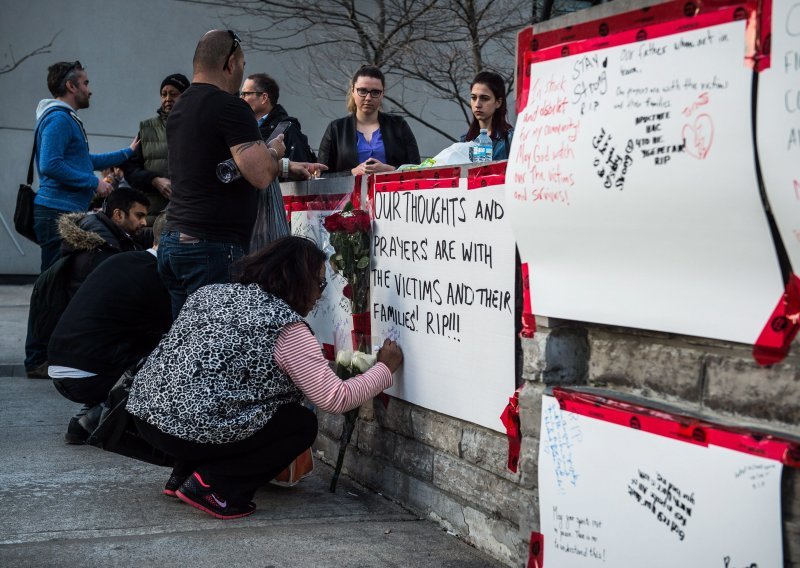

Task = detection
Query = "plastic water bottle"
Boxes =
[216,158,242,183]
[471,129,493,163]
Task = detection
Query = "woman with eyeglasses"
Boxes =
[318,66,420,175]
[460,71,514,161]
[127,236,403,520]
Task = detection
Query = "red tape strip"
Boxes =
[466,161,507,189]
[552,387,800,467]
[520,263,536,338]
[499,388,522,472]
[527,531,544,568]
[753,273,800,366]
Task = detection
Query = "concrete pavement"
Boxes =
[0,285,501,567]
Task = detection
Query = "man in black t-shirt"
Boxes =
[159,30,290,318]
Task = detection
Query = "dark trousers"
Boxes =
[157,231,245,320]
[33,204,64,272]
[52,374,119,406]
[134,403,318,505]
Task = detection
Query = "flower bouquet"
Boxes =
[323,203,374,492]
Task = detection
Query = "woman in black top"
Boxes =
[318,66,420,175]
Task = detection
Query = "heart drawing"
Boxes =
[682,113,714,160]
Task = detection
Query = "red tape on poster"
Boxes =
[553,387,800,467]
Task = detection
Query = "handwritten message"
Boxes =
[506,19,783,344]
[371,178,515,432]
[552,505,606,562]
[627,469,694,541]
[542,400,582,492]
[733,463,778,491]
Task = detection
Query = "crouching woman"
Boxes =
[126,236,402,519]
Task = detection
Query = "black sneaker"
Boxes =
[64,417,90,445]
[163,472,186,498]
[175,472,256,520]
[26,362,49,379]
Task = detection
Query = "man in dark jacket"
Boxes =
[241,73,316,167]
[24,187,150,378]
[48,213,171,444]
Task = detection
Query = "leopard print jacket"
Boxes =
[127,283,304,444]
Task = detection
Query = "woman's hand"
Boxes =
[376,338,403,373]
[129,135,140,153]
[351,158,395,176]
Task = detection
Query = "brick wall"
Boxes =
[313,319,800,566]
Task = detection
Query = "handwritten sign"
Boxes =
[539,395,783,566]
[506,20,784,343]
[370,177,515,432]
[757,1,800,270]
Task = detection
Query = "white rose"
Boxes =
[351,351,377,373]
[335,349,353,367]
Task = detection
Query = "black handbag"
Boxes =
[14,142,38,243]
[86,364,173,467]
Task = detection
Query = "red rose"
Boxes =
[352,210,371,232]
[323,213,343,232]
[342,284,353,299]
[340,215,358,233]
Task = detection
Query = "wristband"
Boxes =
[281,158,290,178]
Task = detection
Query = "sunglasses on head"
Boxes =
[223,30,241,71]
[60,60,82,89]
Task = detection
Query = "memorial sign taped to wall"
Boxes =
[369,167,515,432]
[506,5,784,344]
[538,390,789,567]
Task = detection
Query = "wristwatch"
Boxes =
[280,158,290,178]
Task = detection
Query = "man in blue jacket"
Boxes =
[33,61,139,271]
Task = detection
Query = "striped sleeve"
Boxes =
[274,321,393,414]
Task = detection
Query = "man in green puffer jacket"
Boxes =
[122,73,189,225]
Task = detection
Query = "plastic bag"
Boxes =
[250,179,290,252]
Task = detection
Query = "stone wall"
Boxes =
[313,318,800,566]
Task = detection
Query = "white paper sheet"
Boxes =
[370,180,516,432]
[506,21,784,343]
[539,395,784,567]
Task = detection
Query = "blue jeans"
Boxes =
[157,231,244,320]
[33,204,65,272]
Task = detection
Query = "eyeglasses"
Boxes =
[239,91,263,98]
[319,278,328,293]
[355,87,383,98]
[223,30,241,71]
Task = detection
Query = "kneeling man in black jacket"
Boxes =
[48,214,172,444]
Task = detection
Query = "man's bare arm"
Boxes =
[230,139,278,190]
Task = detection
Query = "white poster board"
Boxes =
[539,395,784,567]
[291,209,353,352]
[757,1,800,271]
[506,20,783,343]
[370,179,515,432]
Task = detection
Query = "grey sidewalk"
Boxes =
[0,285,500,567]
